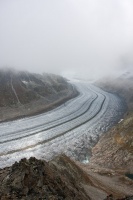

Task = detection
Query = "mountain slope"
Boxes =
[95,71,133,111]
[92,71,133,171]
[0,69,78,122]
[90,113,133,173]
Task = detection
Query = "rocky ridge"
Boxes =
[0,155,133,200]
[0,156,90,200]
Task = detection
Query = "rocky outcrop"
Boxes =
[0,156,90,200]
[0,155,133,200]
[0,69,78,122]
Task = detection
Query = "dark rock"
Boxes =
[0,156,89,200]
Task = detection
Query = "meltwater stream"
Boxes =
[0,81,126,168]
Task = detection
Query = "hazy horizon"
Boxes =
[0,0,133,79]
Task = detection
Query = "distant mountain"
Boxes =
[95,69,133,112]
[0,69,78,121]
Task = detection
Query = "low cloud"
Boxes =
[0,0,133,79]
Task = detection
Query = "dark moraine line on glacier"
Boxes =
[0,93,96,141]
[0,83,92,136]
[0,93,99,144]
[0,81,126,168]
[0,83,105,152]
[0,93,106,156]
[0,92,105,155]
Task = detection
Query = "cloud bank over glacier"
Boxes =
[0,0,133,79]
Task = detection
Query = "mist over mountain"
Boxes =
[0,0,133,79]
[95,67,133,113]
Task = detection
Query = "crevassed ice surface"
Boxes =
[0,81,126,168]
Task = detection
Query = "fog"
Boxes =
[0,0,133,79]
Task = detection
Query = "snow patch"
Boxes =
[118,119,124,123]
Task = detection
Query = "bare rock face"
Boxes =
[0,69,78,121]
[90,114,133,173]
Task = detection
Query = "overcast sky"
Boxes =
[0,0,133,79]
